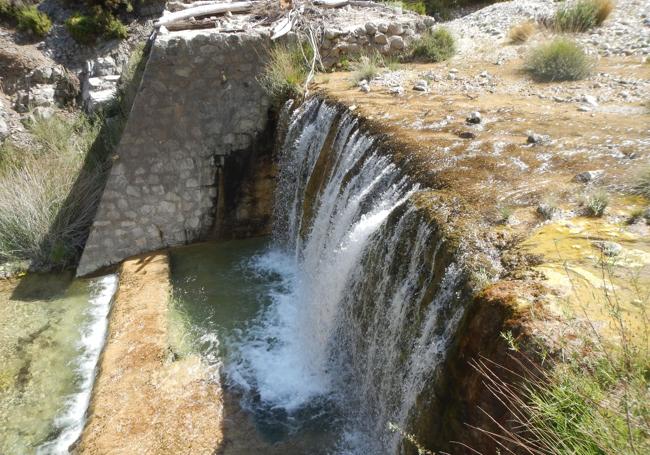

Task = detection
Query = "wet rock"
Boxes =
[466,111,482,124]
[413,79,428,91]
[527,132,551,145]
[573,170,604,183]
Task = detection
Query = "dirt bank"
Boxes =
[77,252,223,454]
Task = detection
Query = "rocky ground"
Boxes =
[316,0,650,349]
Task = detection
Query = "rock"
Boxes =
[29,85,56,107]
[365,22,377,35]
[573,170,604,183]
[423,17,435,27]
[537,203,558,220]
[324,28,341,40]
[578,106,591,112]
[378,23,388,33]
[387,23,403,36]
[0,118,8,139]
[374,33,388,45]
[28,66,53,84]
[91,57,119,77]
[582,94,599,107]
[458,131,476,139]
[466,111,482,124]
[389,36,405,51]
[389,86,404,96]
[527,133,551,145]
[358,80,370,93]
[413,79,428,91]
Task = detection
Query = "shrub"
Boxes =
[259,43,310,104]
[352,52,384,83]
[584,190,609,217]
[553,0,614,32]
[408,27,456,63]
[631,167,650,199]
[65,7,127,44]
[0,114,105,267]
[508,20,536,44]
[16,5,51,37]
[524,38,592,82]
[0,2,51,37]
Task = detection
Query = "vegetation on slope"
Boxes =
[0,0,51,37]
[553,0,615,32]
[524,38,592,82]
[66,6,128,44]
[408,27,456,63]
[258,43,312,105]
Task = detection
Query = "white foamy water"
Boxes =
[37,274,118,455]
[226,98,468,454]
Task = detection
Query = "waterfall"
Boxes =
[228,98,468,454]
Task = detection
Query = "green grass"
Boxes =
[0,1,51,38]
[65,7,127,44]
[524,38,592,82]
[351,52,384,83]
[258,43,311,104]
[407,27,456,63]
[0,114,104,267]
[553,0,614,32]
[632,167,650,199]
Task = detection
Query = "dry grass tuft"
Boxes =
[508,20,536,44]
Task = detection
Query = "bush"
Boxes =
[16,5,51,37]
[65,7,128,44]
[259,43,310,104]
[352,52,384,83]
[584,191,609,217]
[408,27,456,63]
[0,2,51,38]
[524,38,592,82]
[553,0,614,32]
[0,114,105,267]
[632,167,650,199]
[508,20,536,44]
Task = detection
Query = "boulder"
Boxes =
[573,170,604,183]
[389,36,405,51]
[374,33,388,45]
[387,23,403,36]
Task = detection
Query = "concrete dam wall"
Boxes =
[77,29,272,276]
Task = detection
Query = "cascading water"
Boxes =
[225,98,469,454]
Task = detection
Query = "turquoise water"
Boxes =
[0,273,116,454]
[169,239,344,454]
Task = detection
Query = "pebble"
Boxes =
[413,79,428,91]
[466,111,482,124]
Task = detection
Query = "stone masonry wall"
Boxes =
[77,29,271,276]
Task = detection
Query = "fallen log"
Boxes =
[313,0,381,8]
[155,1,254,27]
[167,1,223,13]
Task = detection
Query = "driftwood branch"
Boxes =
[167,1,224,12]
[313,0,381,8]
[155,1,254,27]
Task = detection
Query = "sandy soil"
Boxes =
[77,252,223,455]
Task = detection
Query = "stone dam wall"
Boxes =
[77,29,272,276]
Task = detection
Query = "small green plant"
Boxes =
[553,0,614,32]
[16,5,51,37]
[0,2,51,37]
[584,191,609,217]
[65,7,127,44]
[497,206,514,224]
[524,38,592,82]
[631,167,650,199]
[508,20,536,44]
[259,43,310,104]
[407,27,456,63]
[351,52,384,83]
